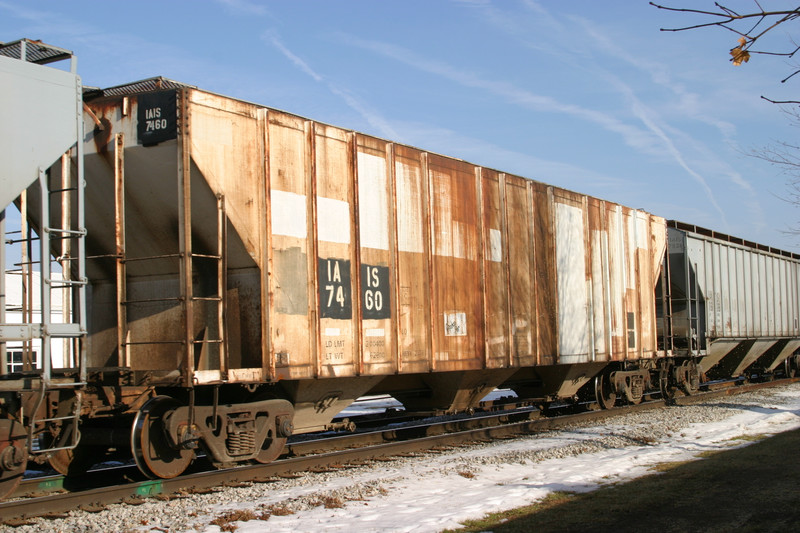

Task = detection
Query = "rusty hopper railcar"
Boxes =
[66,78,667,478]
[660,221,800,388]
[0,54,668,490]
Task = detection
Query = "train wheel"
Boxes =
[660,362,677,401]
[594,374,617,410]
[681,360,700,395]
[0,418,27,499]
[48,446,98,476]
[254,433,287,464]
[253,412,292,464]
[131,396,194,479]
[785,356,797,378]
[41,423,95,476]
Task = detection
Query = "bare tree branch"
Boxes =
[651,2,800,59]
[653,3,800,236]
[652,2,800,98]
[747,108,800,235]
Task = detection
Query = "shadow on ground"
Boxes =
[455,427,800,533]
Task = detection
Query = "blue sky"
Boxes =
[3,0,800,250]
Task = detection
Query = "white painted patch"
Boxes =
[358,152,390,250]
[434,223,471,259]
[270,189,307,239]
[324,328,341,336]
[317,196,351,244]
[193,370,222,383]
[365,328,385,337]
[444,312,467,337]
[489,228,503,262]
[591,229,608,357]
[555,202,589,361]
[395,161,424,253]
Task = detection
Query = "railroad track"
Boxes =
[1,377,795,524]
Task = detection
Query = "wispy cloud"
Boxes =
[568,14,737,139]
[392,120,632,196]
[563,13,763,229]
[601,73,735,227]
[451,0,752,231]
[261,30,398,139]
[337,34,668,156]
[214,0,270,17]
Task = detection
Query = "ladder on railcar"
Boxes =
[29,159,89,455]
[660,231,702,357]
[659,240,675,355]
[686,259,701,356]
[2,160,88,455]
[111,132,228,385]
[0,39,88,457]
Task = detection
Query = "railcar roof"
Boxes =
[668,220,800,260]
[0,38,73,65]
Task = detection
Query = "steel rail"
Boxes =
[2,378,796,522]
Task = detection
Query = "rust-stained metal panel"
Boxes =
[356,135,396,375]
[479,169,509,368]
[392,145,431,374]
[267,111,314,379]
[531,183,557,365]
[314,123,358,378]
[427,155,482,371]
[588,198,609,360]
[505,176,535,367]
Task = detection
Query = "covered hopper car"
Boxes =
[659,221,800,389]
[1,39,798,499]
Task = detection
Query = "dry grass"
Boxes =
[268,503,294,516]
[446,492,577,533]
[209,509,270,532]
[321,495,345,509]
[648,460,694,472]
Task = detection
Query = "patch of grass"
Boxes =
[448,428,800,533]
[694,450,720,459]
[727,433,768,443]
[444,492,577,533]
[648,460,694,472]
[458,470,476,479]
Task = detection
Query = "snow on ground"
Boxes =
[196,385,800,533]
[6,384,800,533]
